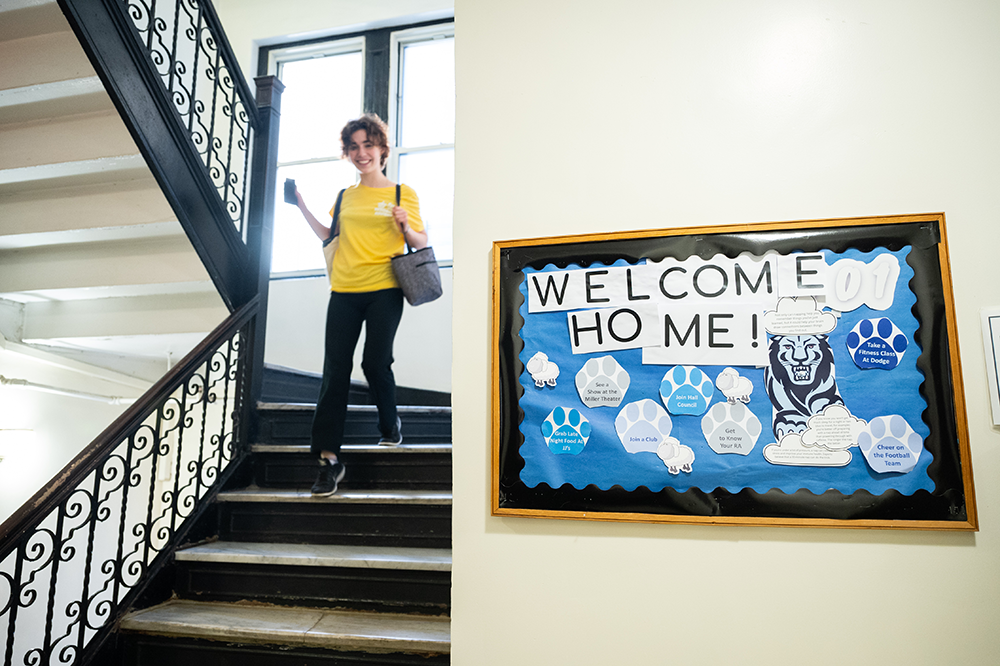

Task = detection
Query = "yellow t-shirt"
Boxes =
[327,183,424,292]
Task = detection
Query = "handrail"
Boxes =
[0,297,258,666]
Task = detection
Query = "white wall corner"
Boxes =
[0,297,25,342]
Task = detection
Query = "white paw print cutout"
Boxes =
[657,436,695,475]
[857,415,923,473]
[575,355,630,408]
[526,351,560,387]
[846,318,908,370]
[615,399,673,454]
[659,365,715,415]
[541,407,591,455]
[700,402,762,456]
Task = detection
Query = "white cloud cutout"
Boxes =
[800,404,867,451]
[763,432,853,467]
[762,296,837,335]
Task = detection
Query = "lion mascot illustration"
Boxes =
[764,334,844,440]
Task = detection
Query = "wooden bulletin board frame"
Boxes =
[491,213,977,530]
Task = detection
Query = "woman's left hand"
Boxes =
[393,206,410,235]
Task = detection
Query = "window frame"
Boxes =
[259,17,455,277]
[386,24,455,266]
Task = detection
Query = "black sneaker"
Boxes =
[378,416,403,447]
[311,458,345,496]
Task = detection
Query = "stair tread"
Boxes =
[120,599,450,653]
[252,442,452,454]
[176,541,452,570]
[258,402,451,414]
[217,488,452,504]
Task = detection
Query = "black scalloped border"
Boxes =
[495,220,968,522]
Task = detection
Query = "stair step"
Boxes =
[257,403,452,446]
[251,443,453,491]
[174,542,451,613]
[120,600,450,655]
[176,541,452,570]
[216,490,451,549]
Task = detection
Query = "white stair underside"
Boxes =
[0,154,146,188]
[0,31,95,90]
[21,289,226,339]
[0,0,230,374]
[0,177,176,237]
[0,110,138,171]
[0,1,64,42]
[0,76,107,123]
[0,234,214,292]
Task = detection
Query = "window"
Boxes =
[390,26,455,262]
[263,20,455,275]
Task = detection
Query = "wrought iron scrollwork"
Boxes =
[0,313,252,666]
[121,0,256,237]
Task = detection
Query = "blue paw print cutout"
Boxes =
[857,415,923,474]
[847,317,908,370]
[659,365,714,415]
[542,407,591,455]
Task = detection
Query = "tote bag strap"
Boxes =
[397,183,417,254]
[322,189,345,248]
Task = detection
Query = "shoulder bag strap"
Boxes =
[323,188,345,247]
[396,183,413,254]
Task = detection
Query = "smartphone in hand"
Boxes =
[283,178,297,204]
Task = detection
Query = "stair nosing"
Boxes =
[257,402,451,414]
[119,599,450,654]
[251,443,452,454]
[175,541,452,571]
[216,488,452,505]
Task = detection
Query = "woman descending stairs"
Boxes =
[115,390,452,665]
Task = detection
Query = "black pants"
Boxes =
[310,288,404,456]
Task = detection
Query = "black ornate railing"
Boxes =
[121,0,256,237]
[0,300,258,666]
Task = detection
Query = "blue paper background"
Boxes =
[516,247,934,496]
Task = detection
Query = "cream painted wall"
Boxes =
[452,1,1000,664]
[266,270,452,393]
[0,348,147,523]
[214,0,455,392]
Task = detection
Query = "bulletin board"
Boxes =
[491,213,977,530]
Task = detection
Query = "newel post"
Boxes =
[244,75,284,441]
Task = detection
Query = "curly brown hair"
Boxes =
[340,113,390,168]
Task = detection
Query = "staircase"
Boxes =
[0,0,227,380]
[114,379,453,664]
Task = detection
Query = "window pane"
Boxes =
[399,38,455,147]
[272,160,357,273]
[277,52,362,163]
[398,148,454,262]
